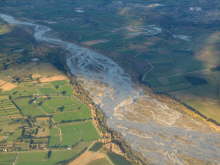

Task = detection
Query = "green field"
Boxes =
[0,18,133,164]
[0,74,132,165]
[59,121,99,147]
[0,153,17,165]
[48,127,60,147]
[0,142,90,165]
[0,78,100,164]
[1,0,219,124]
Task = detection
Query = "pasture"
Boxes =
[0,11,135,164]
[59,121,100,147]
[0,142,90,165]
[0,0,220,126]
[0,63,101,164]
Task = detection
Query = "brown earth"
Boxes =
[68,151,106,165]
[0,80,17,91]
[39,75,68,83]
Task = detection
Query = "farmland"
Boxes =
[0,65,99,164]
[0,0,219,124]
[1,0,220,164]
[0,55,93,162]
[0,17,134,164]
[0,62,131,165]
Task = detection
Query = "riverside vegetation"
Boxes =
[0,0,219,124]
[0,20,134,165]
[1,0,220,164]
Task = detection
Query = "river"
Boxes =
[1,13,220,165]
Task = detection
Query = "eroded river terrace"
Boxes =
[1,14,220,165]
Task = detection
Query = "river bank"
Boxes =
[1,13,220,165]
[69,76,145,165]
[56,54,146,165]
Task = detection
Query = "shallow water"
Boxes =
[1,13,220,165]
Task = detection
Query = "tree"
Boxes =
[58,106,64,112]
[47,150,52,159]
[38,101,43,106]
[61,91,67,96]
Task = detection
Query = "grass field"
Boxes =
[53,110,91,123]
[142,42,220,123]
[59,121,100,147]
[0,79,99,149]
[11,80,90,117]
[0,153,17,165]
[48,127,60,147]
[0,77,101,164]
[1,0,219,125]
[5,142,90,165]
[0,12,136,164]
[0,96,24,146]
[0,70,129,164]
[0,24,11,35]
[13,97,46,117]
[0,62,102,164]
[0,62,122,163]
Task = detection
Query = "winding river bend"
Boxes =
[1,14,220,165]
